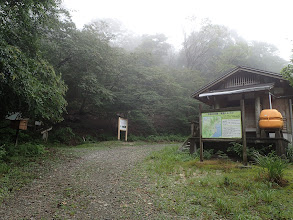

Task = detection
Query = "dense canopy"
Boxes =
[0,0,289,136]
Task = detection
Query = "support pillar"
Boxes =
[189,138,196,154]
[199,104,203,162]
[276,130,286,157]
[241,99,247,166]
[289,99,293,142]
[255,95,261,138]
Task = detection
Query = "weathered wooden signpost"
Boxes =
[118,117,128,141]
[6,113,29,147]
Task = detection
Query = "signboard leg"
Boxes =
[118,117,121,140]
[125,119,128,141]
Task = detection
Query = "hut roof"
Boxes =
[191,66,283,99]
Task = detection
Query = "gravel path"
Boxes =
[0,144,167,219]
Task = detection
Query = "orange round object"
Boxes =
[259,109,283,129]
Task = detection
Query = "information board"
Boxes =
[119,118,127,131]
[118,117,128,141]
[202,111,242,139]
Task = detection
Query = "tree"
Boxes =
[182,21,232,72]
[41,19,120,116]
[0,0,67,122]
[242,41,287,72]
[134,34,172,66]
[281,58,293,86]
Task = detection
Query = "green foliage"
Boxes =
[282,64,293,87]
[18,144,46,156]
[286,144,293,163]
[147,146,195,174]
[146,134,187,142]
[0,163,10,175]
[0,145,7,161]
[3,143,46,157]
[0,0,67,122]
[227,142,270,160]
[215,150,229,160]
[182,19,286,77]
[1,3,288,138]
[127,135,146,142]
[192,148,214,159]
[253,151,288,184]
[127,134,187,142]
[135,145,293,219]
[50,127,76,144]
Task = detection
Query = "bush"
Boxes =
[49,127,75,144]
[254,151,288,184]
[96,133,116,141]
[127,135,146,142]
[286,144,293,163]
[0,163,10,174]
[0,145,7,161]
[18,143,46,156]
[193,148,214,159]
[227,142,270,160]
[127,134,187,142]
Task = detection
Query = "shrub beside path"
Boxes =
[0,143,168,219]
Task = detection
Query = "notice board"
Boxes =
[201,111,242,139]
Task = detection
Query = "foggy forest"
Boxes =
[1,1,293,219]
[1,0,292,139]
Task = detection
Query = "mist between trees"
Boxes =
[0,1,291,138]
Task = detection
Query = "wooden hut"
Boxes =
[188,66,293,161]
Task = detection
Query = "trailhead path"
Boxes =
[0,144,168,219]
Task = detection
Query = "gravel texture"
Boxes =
[0,144,167,219]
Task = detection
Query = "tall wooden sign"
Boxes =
[118,117,128,141]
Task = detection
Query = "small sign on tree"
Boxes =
[118,117,128,141]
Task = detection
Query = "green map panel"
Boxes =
[202,111,242,139]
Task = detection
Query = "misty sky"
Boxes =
[62,0,293,60]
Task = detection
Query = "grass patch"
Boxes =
[134,145,293,219]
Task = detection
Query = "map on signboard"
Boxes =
[202,116,222,138]
[202,111,241,139]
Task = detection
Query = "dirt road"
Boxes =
[0,144,168,219]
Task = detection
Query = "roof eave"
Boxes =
[191,66,284,99]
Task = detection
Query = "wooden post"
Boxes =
[275,130,285,157]
[255,95,261,138]
[15,129,19,147]
[289,99,293,142]
[125,119,128,141]
[189,138,195,154]
[117,117,121,140]
[191,122,194,137]
[241,99,247,166]
[199,104,203,162]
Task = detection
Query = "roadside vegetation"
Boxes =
[132,145,293,219]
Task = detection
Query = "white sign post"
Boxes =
[118,117,128,141]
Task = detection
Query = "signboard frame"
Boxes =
[118,117,128,141]
[199,103,247,165]
[201,110,242,139]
